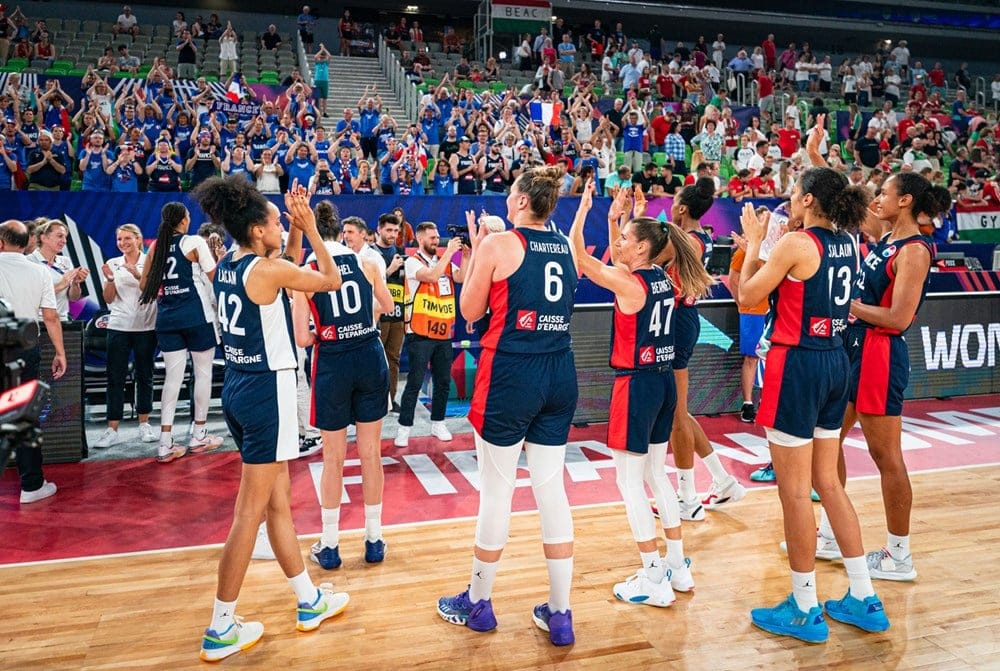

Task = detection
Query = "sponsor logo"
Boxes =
[882,244,896,258]
[809,317,832,337]
[516,310,537,330]
[639,346,655,364]
[921,323,1000,370]
[320,326,337,341]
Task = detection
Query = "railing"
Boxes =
[723,69,750,106]
[296,32,311,82]
[378,34,419,122]
[778,93,791,127]
[974,76,986,108]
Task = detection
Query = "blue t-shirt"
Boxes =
[623,123,644,152]
[81,149,112,191]
[314,60,329,82]
[359,108,380,138]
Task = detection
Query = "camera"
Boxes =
[447,224,471,247]
[0,299,47,472]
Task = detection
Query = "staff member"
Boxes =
[374,213,406,412]
[0,219,66,504]
[394,221,466,447]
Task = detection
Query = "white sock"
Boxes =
[209,598,237,633]
[701,452,730,484]
[818,506,834,539]
[321,507,340,548]
[791,570,818,611]
[468,557,498,603]
[887,532,910,560]
[677,468,696,502]
[843,555,876,599]
[288,569,318,605]
[364,503,382,542]
[666,538,684,569]
[159,431,172,448]
[193,423,207,440]
[546,556,573,613]
[640,550,663,581]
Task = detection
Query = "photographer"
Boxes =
[0,220,66,504]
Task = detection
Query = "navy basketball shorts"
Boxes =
[848,328,909,417]
[757,345,850,440]
[158,322,218,353]
[222,368,299,464]
[607,367,677,454]
[739,313,767,357]
[671,306,700,370]
[469,348,578,447]
[311,337,390,431]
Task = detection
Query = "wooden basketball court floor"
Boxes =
[2,464,999,670]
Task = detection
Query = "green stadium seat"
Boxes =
[653,152,667,167]
[6,58,28,71]
[616,151,626,168]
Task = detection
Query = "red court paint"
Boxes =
[2,395,999,564]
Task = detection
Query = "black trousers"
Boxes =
[9,345,43,492]
[398,335,452,426]
[105,329,157,421]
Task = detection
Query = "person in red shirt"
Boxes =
[981,174,1000,207]
[776,117,801,157]
[749,166,776,196]
[757,70,775,124]
[728,169,752,202]
[908,80,927,103]
[656,69,675,101]
[649,103,670,152]
[762,33,776,71]
[927,63,946,94]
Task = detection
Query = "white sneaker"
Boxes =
[678,497,706,522]
[200,616,264,662]
[189,433,225,453]
[138,423,158,443]
[251,522,276,560]
[394,425,411,447]
[93,427,120,449]
[867,547,917,581]
[296,583,350,631]
[613,566,675,607]
[668,558,695,593]
[779,530,843,561]
[701,476,747,509]
[430,421,452,441]
[20,480,57,504]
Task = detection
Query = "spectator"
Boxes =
[80,132,113,191]
[172,11,188,37]
[185,130,220,189]
[205,14,223,40]
[261,24,281,51]
[409,20,425,50]
[97,47,119,76]
[112,5,139,39]
[532,27,548,66]
[107,143,142,192]
[604,164,632,197]
[145,139,182,192]
[175,30,198,79]
[0,219,66,504]
[454,56,471,81]
[117,44,140,76]
[339,9,354,57]
[25,130,66,191]
[219,22,238,78]
[33,32,56,65]
[954,62,972,91]
[927,63,946,96]
[253,147,283,193]
[298,5,316,50]
[557,34,576,75]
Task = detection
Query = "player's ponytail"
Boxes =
[140,202,188,305]
[666,222,714,301]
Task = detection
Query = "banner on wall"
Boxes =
[955,202,1000,243]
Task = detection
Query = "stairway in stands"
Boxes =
[303,55,410,126]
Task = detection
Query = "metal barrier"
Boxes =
[724,69,750,106]
[974,76,986,108]
[378,34,419,122]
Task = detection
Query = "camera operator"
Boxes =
[0,219,66,504]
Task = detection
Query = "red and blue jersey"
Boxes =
[480,228,577,355]
[769,227,856,350]
[853,233,931,335]
[309,242,379,351]
[668,229,713,308]
[610,266,676,370]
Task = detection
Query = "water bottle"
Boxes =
[758,202,790,262]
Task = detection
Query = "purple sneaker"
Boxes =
[437,588,497,632]
[532,603,574,646]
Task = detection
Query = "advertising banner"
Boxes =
[955,202,1000,243]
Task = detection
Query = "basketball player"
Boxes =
[570,179,713,607]
[813,173,950,582]
[665,179,745,518]
[293,200,395,570]
[436,166,579,646]
[194,178,349,661]
[738,155,890,642]
[138,202,224,463]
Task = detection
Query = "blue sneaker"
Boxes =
[437,588,497,632]
[365,539,387,563]
[750,463,776,482]
[811,489,821,502]
[751,595,828,643]
[310,541,342,570]
[824,591,890,632]
[297,583,350,632]
[532,603,574,646]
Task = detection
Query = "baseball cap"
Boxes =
[460,135,471,142]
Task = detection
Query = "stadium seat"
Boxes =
[653,152,667,167]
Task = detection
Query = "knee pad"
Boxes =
[613,450,657,542]
[473,433,523,552]
[644,442,680,529]
[526,442,573,545]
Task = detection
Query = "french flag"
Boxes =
[226,74,244,103]
[529,101,562,127]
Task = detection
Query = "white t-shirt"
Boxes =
[0,252,56,326]
[991,80,1000,102]
[794,63,811,82]
[842,74,857,93]
[29,250,74,321]
[890,46,909,67]
[116,13,138,28]
[106,253,157,332]
[817,62,832,83]
[746,153,765,175]
[735,146,755,171]
[884,74,901,97]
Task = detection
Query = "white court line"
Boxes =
[4,459,1000,570]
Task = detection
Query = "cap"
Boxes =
[460,135,471,142]
[198,130,211,138]
[975,169,990,178]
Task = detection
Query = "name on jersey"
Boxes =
[223,345,263,365]
[827,242,856,259]
[516,310,569,331]
[528,240,570,255]
[648,279,672,295]
[337,263,354,276]
[639,345,675,364]
[419,296,455,315]
[216,268,238,285]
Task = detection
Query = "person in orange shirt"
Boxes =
[728,208,770,424]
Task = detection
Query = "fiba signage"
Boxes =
[921,323,1000,370]
[491,0,551,32]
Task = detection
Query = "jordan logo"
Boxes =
[475,571,483,579]
[803,581,812,587]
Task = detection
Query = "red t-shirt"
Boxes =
[749,176,775,195]
[728,176,747,197]
[656,74,674,99]
[757,74,774,98]
[928,69,946,87]
[650,115,670,145]
[762,39,776,64]
[982,180,1000,207]
[776,128,801,157]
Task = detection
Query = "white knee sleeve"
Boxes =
[190,348,215,422]
[766,427,811,447]
[295,347,315,433]
[613,450,657,542]
[644,441,680,529]
[473,432,523,552]
[526,442,574,545]
[159,349,188,427]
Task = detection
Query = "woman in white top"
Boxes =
[30,220,89,321]
[254,148,284,194]
[93,224,159,448]
[219,22,239,77]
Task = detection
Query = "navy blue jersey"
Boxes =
[309,243,379,351]
[853,233,931,335]
[769,227,856,350]
[156,234,212,330]
[480,228,577,355]
[213,252,297,373]
[455,152,477,194]
[610,266,676,369]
